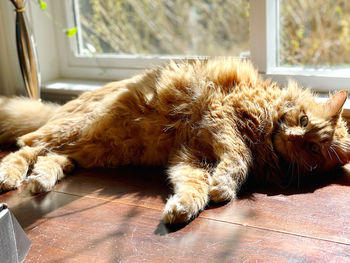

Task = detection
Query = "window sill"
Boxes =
[42,79,350,120]
[41,79,107,104]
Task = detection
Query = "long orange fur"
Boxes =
[0,59,349,223]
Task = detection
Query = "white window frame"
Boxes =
[32,0,350,92]
[51,0,211,81]
[250,0,350,92]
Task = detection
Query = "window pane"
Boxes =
[279,0,350,67]
[75,0,249,57]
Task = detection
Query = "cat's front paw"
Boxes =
[163,193,205,224]
[209,176,237,203]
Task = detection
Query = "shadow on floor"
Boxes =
[1,165,170,230]
[2,161,350,233]
[238,166,350,199]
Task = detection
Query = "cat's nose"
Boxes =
[288,134,300,142]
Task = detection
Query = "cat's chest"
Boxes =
[234,107,273,142]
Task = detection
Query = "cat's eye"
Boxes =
[309,143,320,154]
[300,115,308,127]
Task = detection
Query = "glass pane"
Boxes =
[75,0,249,57]
[279,0,350,67]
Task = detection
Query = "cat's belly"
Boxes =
[67,125,176,168]
[70,141,173,168]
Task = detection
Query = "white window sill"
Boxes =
[42,79,350,119]
[42,79,107,94]
[41,79,107,103]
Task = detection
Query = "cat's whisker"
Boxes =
[327,148,333,160]
[299,158,315,173]
[330,145,343,164]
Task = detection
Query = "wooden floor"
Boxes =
[1,152,350,262]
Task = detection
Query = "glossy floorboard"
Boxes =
[0,153,350,262]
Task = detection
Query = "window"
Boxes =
[250,0,350,92]
[279,0,350,68]
[56,0,250,80]
[75,0,250,57]
[36,0,350,93]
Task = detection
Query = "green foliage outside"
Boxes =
[280,0,350,67]
[77,0,350,67]
[77,0,249,57]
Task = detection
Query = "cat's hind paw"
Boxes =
[26,154,73,194]
[0,146,43,192]
[0,170,23,192]
[26,173,55,194]
[0,159,29,192]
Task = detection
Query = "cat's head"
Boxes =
[273,83,350,176]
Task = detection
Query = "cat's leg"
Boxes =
[26,153,74,193]
[209,133,252,203]
[163,150,210,224]
[0,146,43,191]
[209,155,250,202]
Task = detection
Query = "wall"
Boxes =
[0,0,60,97]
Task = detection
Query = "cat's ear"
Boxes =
[325,90,348,118]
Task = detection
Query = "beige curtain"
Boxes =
[9,0,40,100]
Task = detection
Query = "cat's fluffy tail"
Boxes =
[0,97,60,144]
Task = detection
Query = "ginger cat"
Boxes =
[0,59,349,224]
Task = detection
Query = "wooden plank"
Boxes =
[53,167,169,209]
[201,171,350,245]
[52,166,350,245]
[7,192,347,263]
[1,151,350,262]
